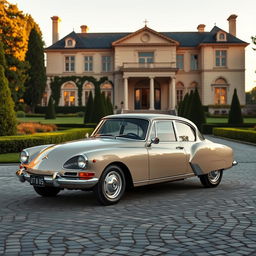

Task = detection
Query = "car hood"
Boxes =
[27,138,137,171]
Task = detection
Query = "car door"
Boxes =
[148,120,188,180]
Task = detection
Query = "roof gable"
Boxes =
[112,26,179,46]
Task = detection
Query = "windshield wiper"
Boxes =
[94,134,115,138]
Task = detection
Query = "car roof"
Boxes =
[104,113,196,127]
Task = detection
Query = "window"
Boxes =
[96,118,149,140]
[190,54,198,70]
[61,82,78,106]
[219,33,225,40]
[65,56,75,72]
[176,54,184,70]
[176,82,184,104]
[42,92,48,106]
[67,40,73,46]
[155,121,176,142]
[102,56,111,72]
[216,50,227,67]
[84,56,93,72]
[83,83,94,105]
[138,52,154,63]
[175,122,196,142]
[214,87,227,105]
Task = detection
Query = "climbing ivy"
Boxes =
[49,76,111,106]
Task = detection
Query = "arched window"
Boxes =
[41,83,51,106]
[82,82,95,105]
[213,78,228,105]
[100,82,113,103]
[61,82,78,106]
[65,38,76,48]
[176,82,184,104]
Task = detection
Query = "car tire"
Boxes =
[94,165,126,205]
[199,170,223,188]
[33,186,61,197]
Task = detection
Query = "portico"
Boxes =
[122,73,177,112]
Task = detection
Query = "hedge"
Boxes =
[213,128,256,143]
[201,123,255,134]
[0,128,93,154]
[57,123,97,129]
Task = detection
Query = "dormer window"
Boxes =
[217,31,227,42]
[65,38,76,48]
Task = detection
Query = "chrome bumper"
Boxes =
[16,169,98,189]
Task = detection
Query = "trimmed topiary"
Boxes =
[228,88,243,124]
[84,91,93,124]
[91,85,105,123]
[183,90,194,118]
[187,88,206,131]
[45,96,56,119]
[178,93,189,117]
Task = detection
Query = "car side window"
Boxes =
[175,121,196,142]
[155,121,176,142]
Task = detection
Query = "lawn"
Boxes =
[0,153,19,163]
[206,117,256,124]
[17,116,256,125]
[17,117,83,124]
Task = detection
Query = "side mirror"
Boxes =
[148,137,160,147]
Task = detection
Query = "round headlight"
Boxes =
[20,150,29,164]
[77,155,88,169]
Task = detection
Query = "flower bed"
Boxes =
[17,122,57,134]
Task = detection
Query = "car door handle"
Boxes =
[176,146,184,150]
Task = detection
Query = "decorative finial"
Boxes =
[214,22,216,26]
[144,19,148,27]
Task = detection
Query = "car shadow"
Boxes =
[24,179,203,209]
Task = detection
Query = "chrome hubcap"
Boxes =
[208,170,221,184]
[103,171,122,200]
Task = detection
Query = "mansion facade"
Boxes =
[44,15,248,113]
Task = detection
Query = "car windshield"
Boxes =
[94,118,149,140]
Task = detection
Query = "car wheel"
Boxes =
[94,165,126,205]
[33,186,61,197]
[199,170,223,188]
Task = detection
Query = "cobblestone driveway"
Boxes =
[0,136,255,256]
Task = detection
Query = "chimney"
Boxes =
[51,16,61,44]
[197,24,205,32]
[227,14,237,37]
[80,25,89,33]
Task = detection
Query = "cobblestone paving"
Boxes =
[0,136,255,256]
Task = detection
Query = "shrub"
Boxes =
[84,91,93,124]
[202,123,255,134]
[228,88,243,124]
[213,128,256,143]
[16,111,26,118]
[0,128,94,154]
[35,106,85,114]
[45,96,56,119]
[17,123,57,135]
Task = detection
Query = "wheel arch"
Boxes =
[104,161,134,190]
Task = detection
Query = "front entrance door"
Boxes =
[134,88,161,110]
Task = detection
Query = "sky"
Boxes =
[13,0,256,91]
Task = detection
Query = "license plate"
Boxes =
[30,175,45,187]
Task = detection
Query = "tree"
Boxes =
[84,91,93,124]
[228,88,243,124]
[106,96,113,115]
[91,86,105,123]
[0,0,41,105]
[183,90,194,118]
[246,87,256,104]
[45,96,56,119]
[0,41,17,135]
[24,28,46,112]
[178,93,189,117]
[187,88,206,131]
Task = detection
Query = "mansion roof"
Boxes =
[46,26,247,50]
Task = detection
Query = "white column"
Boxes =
[172,76,176,109]
[123,77,128,110]
[149,77,155,110]
[168,78,172,110]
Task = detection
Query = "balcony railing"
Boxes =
[122,62,176,69]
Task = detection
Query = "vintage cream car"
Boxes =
[16,114,237,205]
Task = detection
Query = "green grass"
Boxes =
[206,117,256,124]
[0,153,19,163]
[17,117,83,124]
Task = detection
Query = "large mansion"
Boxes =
[44,15,248,113]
